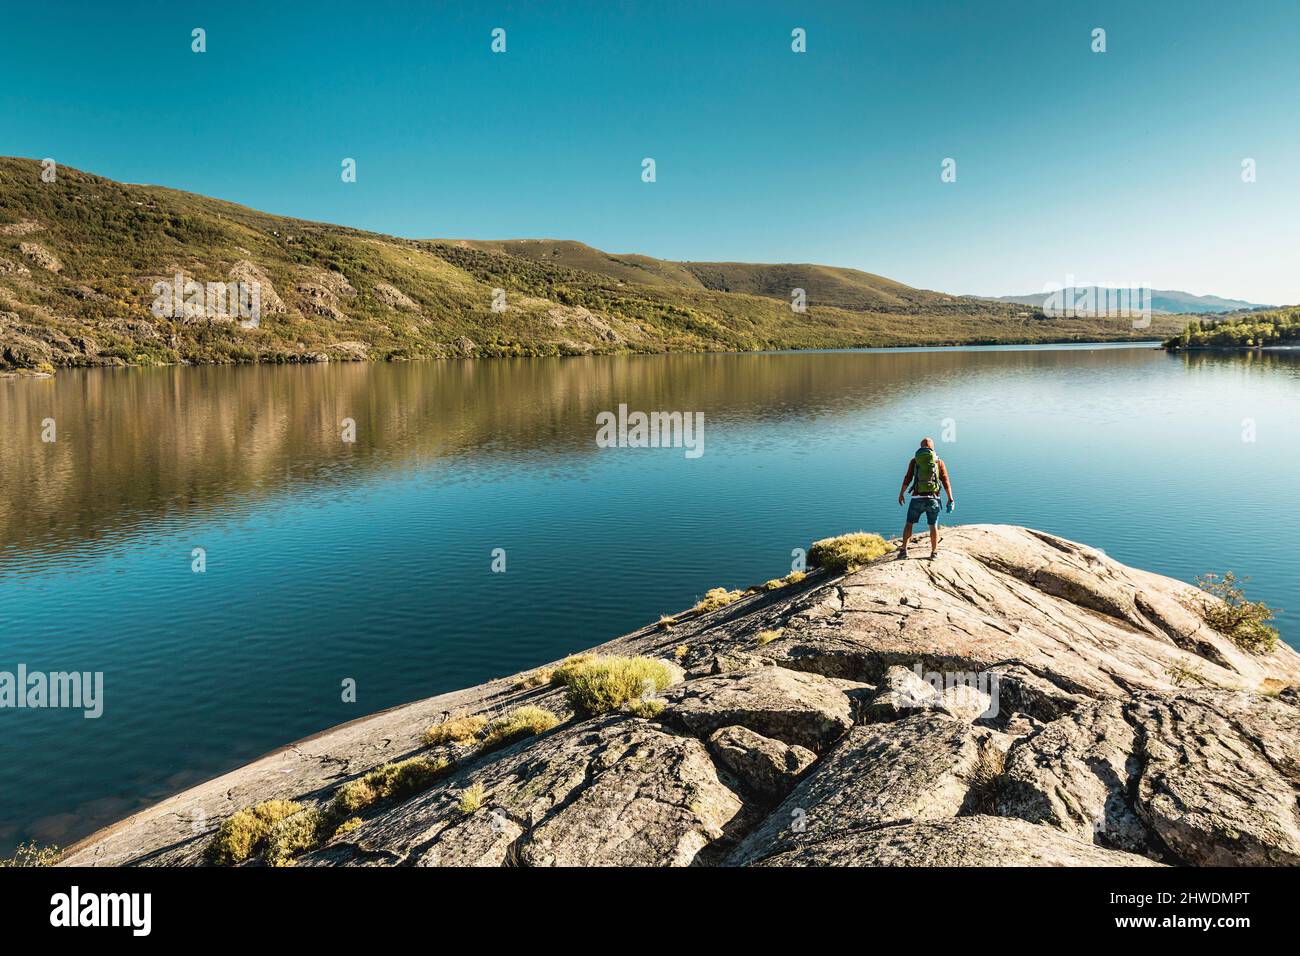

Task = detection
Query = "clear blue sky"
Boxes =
[3,0,1298,303]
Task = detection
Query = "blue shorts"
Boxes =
[907,496,941,526]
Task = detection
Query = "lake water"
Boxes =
[2,343,1298,852]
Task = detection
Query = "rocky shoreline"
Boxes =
[60,525,1300,867]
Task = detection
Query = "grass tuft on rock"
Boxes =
[482,705,560,749]
[262,808,325,867]
[557,655,678,716]
[333,817,363,837]
[548,654,595,687]
[693,587,743,614]
[760,571,806,591]
[963,744,1007,814]
[0,842,61,867]
[513,668,553,690]
[206,799,306,865]
[1197,572,1280,654]
[808,532,894,574]
[423,714,488,747]
[623,697,666,719]
[457,783,487,815]
[330,756,451,817]
[756,628,785,646]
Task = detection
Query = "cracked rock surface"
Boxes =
[60,525,1300,867]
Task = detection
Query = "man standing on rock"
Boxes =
[897,438,955,560]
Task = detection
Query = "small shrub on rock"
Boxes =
[482,705,560,748]
[808,532,893,574]
[262,808,325,867]
[423,714,488,746]
[0,842,61,867]
[330,756,450,817]
[693,587,743,613]
[548,654,595,687]
[624,697,666,719]
[457,783,486,815]
[206,799,305,865]
[559,655,677,716]
[1197,572,1279,654]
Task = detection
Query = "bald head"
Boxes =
[920,437,935,449]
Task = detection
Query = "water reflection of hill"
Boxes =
[0,347,1193,558]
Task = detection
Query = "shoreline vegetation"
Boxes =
[2,156,1189,375]
[0,332,1175,382]
[1163,308,1300,350]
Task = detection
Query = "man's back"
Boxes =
[897,439,955,560]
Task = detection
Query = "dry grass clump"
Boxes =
[761,571,806,591]
[673,644,689,661]
[205,799,307,865]
[513,668,554,690]
[548,654,595,687]
[1196,572,1280,654]
[756,628,785,646]
[0,842,61,867]
[457,783,487,815]
[482,705,560,748]
[1165,661,1209,687]
[262,808,326,867]
[333,817,364,837]
[963,744,1007,814]
[557,655,677,716]
[808,532,893,574]
[423,714,488,746]
[657,614,678,630]
[330,756,451,817]
[624,697,667,719]
[693,587,743,614]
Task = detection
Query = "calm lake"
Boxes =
[2,343,1298,852]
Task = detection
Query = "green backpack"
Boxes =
[912,448,941,495]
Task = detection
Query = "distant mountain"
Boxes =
[1,157,1187,372]
[990,288,1273,315]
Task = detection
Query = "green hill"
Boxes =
[0,157,1183,372]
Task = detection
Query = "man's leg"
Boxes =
[929,522,939,555]
[900,521,914,555]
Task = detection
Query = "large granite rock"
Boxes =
[301,714,743,868]
[1130,690,1300,865]
[59,525,1300,868]
[997,689,1300,865]
[663,664,856,753]
[705,726,816,802]
[996,699,1151,854]
[730,713,984,864]
[752,815,1165,867]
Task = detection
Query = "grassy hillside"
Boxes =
[0,157,1183,372]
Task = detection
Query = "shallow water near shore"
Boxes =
[2,342,1298,852]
